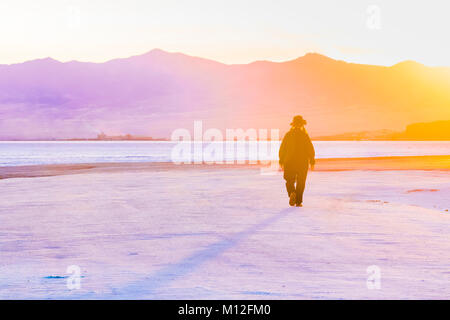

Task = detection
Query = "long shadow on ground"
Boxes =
[72,207,294,299]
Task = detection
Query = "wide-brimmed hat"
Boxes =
[290,115,307,126]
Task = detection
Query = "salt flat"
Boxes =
[0,167,449,299]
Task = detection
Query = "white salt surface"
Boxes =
[0,168,449,299]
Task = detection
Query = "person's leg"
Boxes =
[295,164,308,205]
[283,167,296,197]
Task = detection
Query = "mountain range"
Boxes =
[0,49,449,140]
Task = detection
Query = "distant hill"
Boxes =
[314,120,450,140]
[404,120,450,140]
[0,49,449,140]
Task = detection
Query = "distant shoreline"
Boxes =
[0,155,448,180]
[2,120,449,142]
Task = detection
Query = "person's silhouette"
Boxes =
[279,115,315,207]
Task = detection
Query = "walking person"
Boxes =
[279,115,315,207]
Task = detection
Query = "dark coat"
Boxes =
[279,128,315,167]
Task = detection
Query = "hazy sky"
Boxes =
[1,0,449,66]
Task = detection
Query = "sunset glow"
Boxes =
[1,0,450,66]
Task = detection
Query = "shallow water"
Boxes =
[0,140,449,166]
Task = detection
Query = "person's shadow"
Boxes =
[71,207,294,299]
